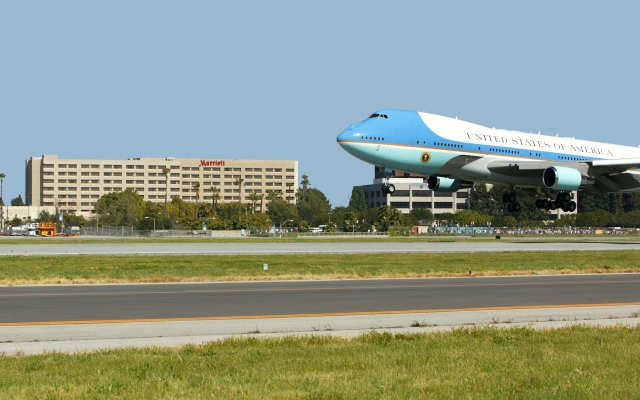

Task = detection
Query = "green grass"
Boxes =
[1,250,639,284]
[1,326,638,398]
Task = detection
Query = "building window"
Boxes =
[434,202,453,208]
[286,168,294,172]
[390,202,409,208]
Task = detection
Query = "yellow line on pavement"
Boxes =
[2,302,640,326]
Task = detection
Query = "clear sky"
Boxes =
[2,1,639,207]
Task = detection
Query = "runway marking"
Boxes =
[2,302,640,326]
[1,278,639,298]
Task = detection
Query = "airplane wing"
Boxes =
[487,158,640,193]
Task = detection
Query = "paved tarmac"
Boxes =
[2,241,640,255]
[2,274,640,324]
[1,274,639,355]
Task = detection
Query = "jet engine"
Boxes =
[542,166,582,191]
[427,176,473,192]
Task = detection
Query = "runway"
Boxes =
[2,274,639,354]
[2,274,640,324]
[2,241,640,255]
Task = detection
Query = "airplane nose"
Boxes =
[337,123,359,142]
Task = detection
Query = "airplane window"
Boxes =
[368,114,388,119]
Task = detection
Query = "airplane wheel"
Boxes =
[562,193,572,203]
[550,201,557,210]
[387,184,396,194]
[535,199,543,208]
[507,203,514,212]
[567,201,577,212]
[381,184,388,194]
[512,203,521,212]
[508,193,517,203]
[503,193,510,203]
[543,199,551,210]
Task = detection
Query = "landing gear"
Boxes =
[380,167,395,195]
[502,191,520,213]
[535,192,576,212]
[381,182,396,194]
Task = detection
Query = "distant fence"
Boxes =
[58,226,640,238]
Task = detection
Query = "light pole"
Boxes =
[145,216,156,231]
[0,173,4,231]
[279,219,293,238]
[328,212,332,224]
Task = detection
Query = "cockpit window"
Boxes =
[368,113,388,119]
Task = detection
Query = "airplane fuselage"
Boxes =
[337,110,640,191]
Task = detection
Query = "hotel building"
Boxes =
[26,155,298,216]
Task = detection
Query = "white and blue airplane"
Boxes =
[337,110,640,212]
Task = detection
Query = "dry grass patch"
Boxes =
[1,250,640,285]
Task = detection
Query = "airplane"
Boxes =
[337,110,640,212]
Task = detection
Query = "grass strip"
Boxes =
[1,250,639,285]
[1,326,639,398]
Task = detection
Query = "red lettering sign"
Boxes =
[200,160,226,167]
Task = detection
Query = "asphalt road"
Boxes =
[2,274,639,325]
[2,241,640,255]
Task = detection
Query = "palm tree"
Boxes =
[249,192,260,214]
[267,189,278,202]
[192,182,200,219]
[257,193,264,212]
[234,177,244,204]
[161,168,171,218]
[300,175,310,201]
[0,173,4,230]
[286,182,294,204]
[210,186,220,210]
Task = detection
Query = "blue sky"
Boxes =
[2,1,639,206]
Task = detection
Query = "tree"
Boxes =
[343,210,358,231]
[286,182,294,204]
[579,192,610,213]
[375,205,403,231]
[300,175,310,200]
[266,198,299,226]
[0,173,4,207]
[409,208,434,225]
[210,186,220,210]
[256,193,264,212]
[616,210,640,227]
[0,173,5,221]
[11,195,25,206]
[266,189,280,202]
[470,184,502,216]
[234,177,244,204]
[192,182,200,219]
[161,167,171,218]
[456,210,492,227]
[94,190,145,226]
[249,192,261,214]
[348,186,368,213]
[575,210,616,227]
[296,188,331,227]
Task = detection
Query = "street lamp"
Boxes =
[279,219,293,237]
[145,216,156,231]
